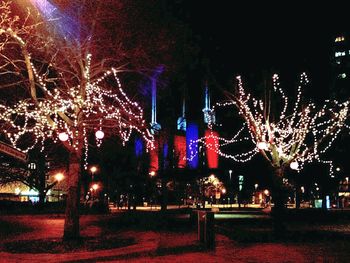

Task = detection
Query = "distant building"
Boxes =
[338,176,350,208]
[331,34,350,100]
[0,169,68,203]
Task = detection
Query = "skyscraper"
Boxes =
[331,34,350,100]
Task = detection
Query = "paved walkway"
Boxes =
[0,214,349,262]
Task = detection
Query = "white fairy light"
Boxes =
[0,18,154,165]
[188,73,349,177]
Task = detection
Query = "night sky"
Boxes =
[168,1,347,89]
[161,1,350,123]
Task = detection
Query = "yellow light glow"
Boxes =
[90,166,97,173]
[55,172,64,182]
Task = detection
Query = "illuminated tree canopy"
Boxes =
[189,72,350,230]
[0,0,156,240]
[191,73,349,176]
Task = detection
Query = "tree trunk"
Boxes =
[161,178,167,211]
[38,190,46,206]
[295,187,301,209]
[37,152,47,207]
[63,151,82,241]
[322,193,328,211]
[271,167,287,237]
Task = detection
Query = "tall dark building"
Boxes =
[331,34,350,100]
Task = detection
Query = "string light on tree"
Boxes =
[187,72,350,220]
[0,2,154,168]
[0,1,156,241]
[189,73,350,178]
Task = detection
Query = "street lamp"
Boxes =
[54,172,65,201]
[229,170,232,181]
[90,166,97,181]
[92,183,99,200]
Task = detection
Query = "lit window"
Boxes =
[335,36,345,42]
[338,73,347,79]
[335,51,346,57]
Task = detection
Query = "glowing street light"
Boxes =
[90,165,97,182]
[229,169,232,180]
[91,183,99,200]
[90,166,97,174]
[54,172,64,201]
[336,167,341,172]
[149,171,156,177]
[55,172,64,182]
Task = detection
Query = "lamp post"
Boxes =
[54,172,64,201]
[90,166,97,182]
[92,183,99,200]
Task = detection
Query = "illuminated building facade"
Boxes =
[144,78,220,174]
[331,34,350,99]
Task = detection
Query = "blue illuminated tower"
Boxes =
[202,81,215,124]
[150,67,163,134]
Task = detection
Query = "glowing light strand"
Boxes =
[188,73,349,176]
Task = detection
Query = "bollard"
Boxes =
[197,210,215,249]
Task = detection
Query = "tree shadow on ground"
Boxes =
[0,219,32,238]
[101,210,195,233]
[2,236,135,253]
[59,243,204,263]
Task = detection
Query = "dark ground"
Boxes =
[1,209,350,262]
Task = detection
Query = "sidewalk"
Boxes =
[1,214,349,262]
[1,231,308,263]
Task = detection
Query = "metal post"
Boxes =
[197,211,215,249]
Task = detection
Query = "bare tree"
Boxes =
[190,73,349,232]
[0,1,155,240]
